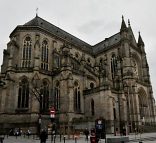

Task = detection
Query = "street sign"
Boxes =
[50,107,56,118]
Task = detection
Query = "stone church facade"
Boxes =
[0,15,155,133]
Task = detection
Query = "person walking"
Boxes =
[40,129,48,143]
[84,128,89,141]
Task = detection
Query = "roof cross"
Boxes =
[36,8,39,17]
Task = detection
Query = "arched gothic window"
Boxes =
[40,80,49,113]
[91,99,95,116]
[18,78,29,108]
[74,81,81,112]
[41,40,49,70]
[111,54,118,80]
[54,81,60,110]
[22,36,32,68]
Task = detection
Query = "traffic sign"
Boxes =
[50,107,55,118]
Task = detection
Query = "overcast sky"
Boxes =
[0,0,156,98]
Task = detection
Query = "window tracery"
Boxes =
[41,40,49,70]
[54,81,60,110]
[18,78,29,109]
[40,80,49,113]
[22,36,32,68]
[74,81,81,112]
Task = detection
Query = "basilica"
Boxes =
[0,15,155,134]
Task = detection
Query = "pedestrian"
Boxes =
[122,127,126,136]
[90,128,97,143]
[40,129,48,143]
[27,129,31,138]
[84,128,89,141]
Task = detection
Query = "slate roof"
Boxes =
[92,33,121,54]
[10,16,122,55]
[24,16,92,52]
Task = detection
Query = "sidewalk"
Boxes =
[2,132,156,143]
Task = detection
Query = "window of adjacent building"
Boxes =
[74,81,81,112]
[40,80,49,113]
[22,36,32,68]
[91,99,95,116]
[54,81,60,110]
[41,40,49,70]
[18,78,29,109]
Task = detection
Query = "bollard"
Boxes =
[75,136,77,143]
[51,134,53,143]
[60,134,62,142]
[64,136,66,143]
[0,137,4,143]
[54,135,56,143]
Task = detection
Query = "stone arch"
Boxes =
[138,87,148,119]
[19,75,30,83]
[41,78,50,86]
[23,34,32,42]
[42,38,49,44]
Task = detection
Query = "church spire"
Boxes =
[138,31,144,46]
[120,15,127,32]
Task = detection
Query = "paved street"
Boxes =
[2,132,156,143]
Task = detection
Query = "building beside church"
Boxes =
[0,15,155,134]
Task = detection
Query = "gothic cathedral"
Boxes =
[0,15,155,134]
